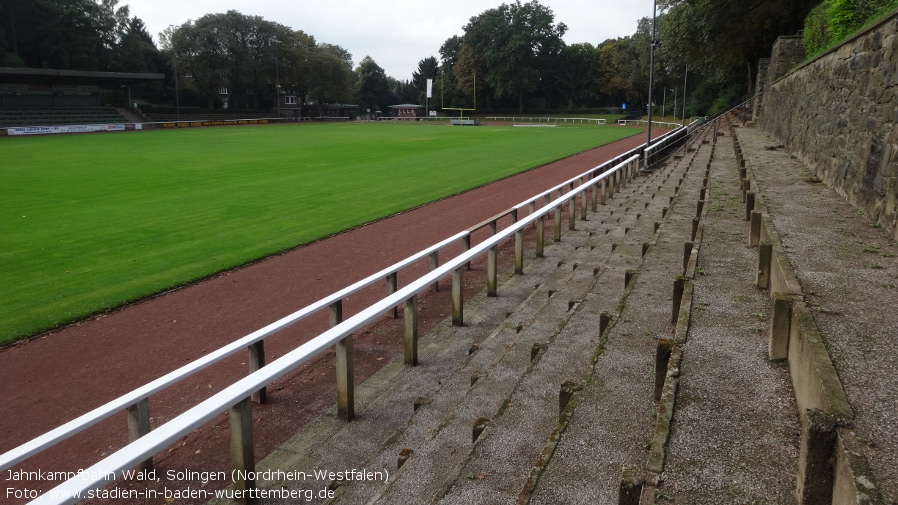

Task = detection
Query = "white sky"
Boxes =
[124,0,650,80]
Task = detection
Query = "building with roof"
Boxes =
[388,104,425,119]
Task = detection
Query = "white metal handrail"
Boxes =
[516,148,645,211]
[0,231,467,471]
[34,152,640,504]
[616,119,685,129]
[15,146,641,504]
[643,126,691,167]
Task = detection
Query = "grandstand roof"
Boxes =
[0,67,164,86]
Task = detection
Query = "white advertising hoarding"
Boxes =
[7,124,128,136]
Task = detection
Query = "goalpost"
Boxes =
[442,73,477,125]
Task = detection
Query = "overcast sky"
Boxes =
[124,0,651,80]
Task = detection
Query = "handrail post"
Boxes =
[591,176,598,211]
[230,397,255,496]
[512,209,524,274]
[536,213,545,258]
[336,335,354,420]
[487,220,498,296]
[248,341,267,404]
[386,272,398,318]
[554,190,563,242]
[463,234,472,270]
[404,296,418,365]
[126,398,153,471]
[580,179,587,221]
[429,251,439,291]
[330,300,354,420]
[568,196,576,231]
[452,267,464,326]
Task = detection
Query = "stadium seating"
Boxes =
[0,107,130,128]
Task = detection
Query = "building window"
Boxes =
[219,87,228,95]
[285,95,297,105]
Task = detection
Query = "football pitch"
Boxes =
[0,122,640,344]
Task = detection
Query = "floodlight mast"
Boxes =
[647,0,657,145]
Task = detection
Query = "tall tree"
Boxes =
[354,56,391,113]
[94,0,130,69]
[437,36,467,110]
[164,11,356,111]
[318,43,353,69]
[309,49,352,109]
[458,0,566,113]
[278,29,316,107]
[454,41,493,109]
[553,42,596,109]
[411,56,439,106]
[594,36,641,109]
[659,0,820,89]
[0,0,166,71]
[164,16,227,108]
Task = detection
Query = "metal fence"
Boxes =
[486,116,607,125]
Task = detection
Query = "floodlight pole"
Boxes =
[646,0,657,146]
[274,38,280,118]
[174,57,181,121]
[673,87,677,125]
[661,86,664,116]
[682,65,688,126]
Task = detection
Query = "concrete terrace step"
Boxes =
[735,126,897,503]
[210,149,691,505]
[656,125,800,503]
[337,166,687,505]
[327,191,663,504]
[527,137,712,504]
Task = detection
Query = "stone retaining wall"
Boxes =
[758,11,898,240]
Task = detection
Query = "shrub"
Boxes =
[804,1,832,56]
[827,0,863,41]
[805,0,898,57]
[707,84,744,116]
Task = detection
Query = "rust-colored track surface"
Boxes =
[0,131,652,504]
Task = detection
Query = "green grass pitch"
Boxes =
[0,122,639,344]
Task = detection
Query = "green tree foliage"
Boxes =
[354,56,392,113]
[595,37,638,108]
[412,56,439,105]
[436,36,469,109]
[804,0,898,55]
[455,0,566,113]
[277,29,316,105]
[803,2,832,54]
[659,0,818,89]
[309,48,352,109]
[389,77,417,104]
[116,18,169,101]
[552,43,596,109]
[0,0,164,72]
[164,11,353,111]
